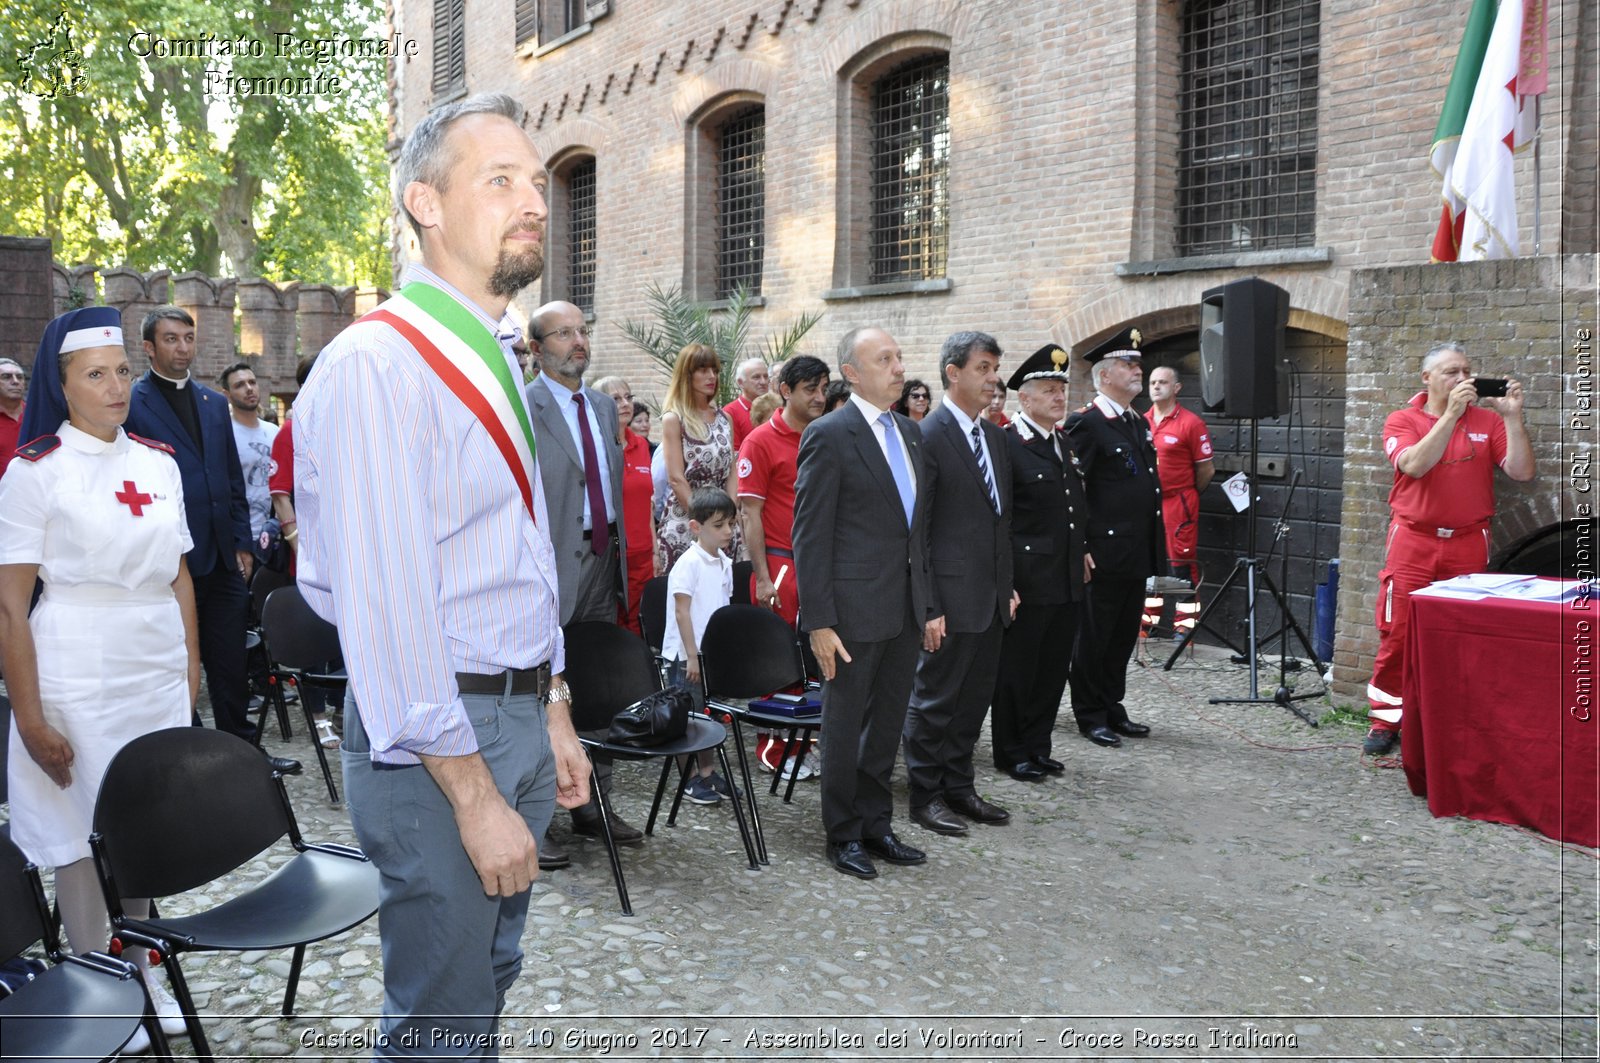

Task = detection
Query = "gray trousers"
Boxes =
[343,691,556,1060]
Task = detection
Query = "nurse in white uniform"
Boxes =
[0,305,198,1040]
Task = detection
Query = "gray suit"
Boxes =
[525,376,629,626]
[903,404,1014,808]
[793,401,933,844]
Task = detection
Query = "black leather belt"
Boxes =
[581,522,619,542]
[455,662,552,697]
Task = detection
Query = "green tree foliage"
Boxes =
[621,283,823,408]
[0,0,391,287]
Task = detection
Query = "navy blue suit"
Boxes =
[126,373,254,737]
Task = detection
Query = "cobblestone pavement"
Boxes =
[12,644,1599,1060]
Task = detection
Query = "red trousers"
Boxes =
[1162,488,1200,584]
[1367,519,1490,724]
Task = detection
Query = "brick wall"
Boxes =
[1333,254,1597,698]
[388,0,1592,401]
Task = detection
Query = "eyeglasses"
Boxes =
[538,326,591,342]
[910,392,930,401]
[1439,424,1477,465]
[0,373,24,382]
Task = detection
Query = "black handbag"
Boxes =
[606,686,695,747]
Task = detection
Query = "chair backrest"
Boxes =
[92,728,292,900]
[730,560,753,605]
[249,563,294,624]
[639,576,669,654]
[0,834,46,963]
[700,604,806,698]
[561,622,663,733]
[260,585,343,673]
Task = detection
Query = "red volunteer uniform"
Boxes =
[1368,392,1508,724]
[618,429,656,634]
[736,409,801,625]
[0,402,24,483]
[1145,402,1212,580]
[723,395,755,450]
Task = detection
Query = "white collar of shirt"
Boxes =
[848,391,916,492]
[1093,393,1128,418]
[848,391,891,423]
[152,369,190,389]
[403,263,522,350]
[1017,413,1054,439]
[945,399,982,436]
[689,541,730,567]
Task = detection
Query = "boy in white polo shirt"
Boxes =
[663,487,738,805]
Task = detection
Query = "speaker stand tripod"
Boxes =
[1161,422,1323,725]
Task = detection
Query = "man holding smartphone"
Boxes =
[1364,341,1534,755]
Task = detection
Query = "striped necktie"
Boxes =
[971,423,999,514]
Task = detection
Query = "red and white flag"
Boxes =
[1430,0,1544,262]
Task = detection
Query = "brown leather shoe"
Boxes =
[910,796,969,836]
[946,792,1010,824]
[572,808,646,847]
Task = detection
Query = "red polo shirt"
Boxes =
[0,403,23,482]
[1144,402,1213,494]
[724,396,755,449]
[1384,392,1507,528]
[737,407,800,552]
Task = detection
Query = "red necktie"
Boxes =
[573,392,609,555]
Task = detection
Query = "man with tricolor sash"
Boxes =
[293,93,591,1057]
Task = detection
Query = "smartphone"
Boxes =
[1473,377,1509,398]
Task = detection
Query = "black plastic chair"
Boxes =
[89,727,379,1062]
[0,835,175,1063]
[247,565,296,741]
[638,575,670,683]
[562,622,759,915]
[259,585,345,801]
[700,604,824,856]
[730,559,754,605]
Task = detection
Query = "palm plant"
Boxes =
[620,283,822,407]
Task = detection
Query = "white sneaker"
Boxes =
[778,755,817,781]
[141,966,188,1036]
[120,1023,152,1055]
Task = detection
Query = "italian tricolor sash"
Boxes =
[361,283,538,521]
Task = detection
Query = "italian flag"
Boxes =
[1429,0,1543,262]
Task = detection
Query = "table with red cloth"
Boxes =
[1402,581,1598,848]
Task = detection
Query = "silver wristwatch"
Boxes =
[544,680,572,706]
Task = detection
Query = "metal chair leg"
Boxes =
[300,688,339,803]
[283,943,306,1016]
[645,758,673,834]
[590,754,632,916]
[722,714,767,864]
[716,744,760,870]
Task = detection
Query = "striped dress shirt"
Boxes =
[294,264,564,765]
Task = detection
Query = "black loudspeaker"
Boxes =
[1198,277,1289,419]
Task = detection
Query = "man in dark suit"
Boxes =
[793,327,934,880]
[127,306,299,774]
[525,300,628,626]
[1065,332,1164,747]
[991,345,1094,778]
[525,299,640,861]
[903,332,1016,837]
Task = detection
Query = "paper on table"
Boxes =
[1414,574,1587,603]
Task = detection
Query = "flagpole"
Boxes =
[1532,95,1542,255]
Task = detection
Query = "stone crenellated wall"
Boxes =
[0,251,390,403]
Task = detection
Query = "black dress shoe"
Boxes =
[862,832,926,865]
[572,809,646,846]
[537,830,570,871]
[263,751,303,775]
[827,840,878,879]
[1004,760,1048,781]
[1031,755,1066,774]
[946,792,1010,824]
[910,797,968,836]
[1110,719,1151,737]
[1084,726,1122,748]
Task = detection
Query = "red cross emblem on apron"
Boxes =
[115,481,152,516]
